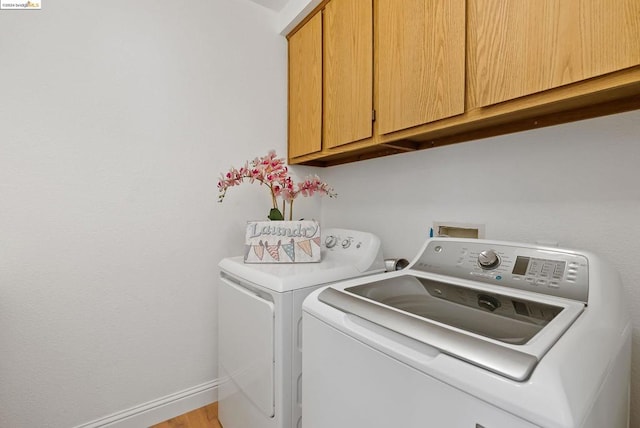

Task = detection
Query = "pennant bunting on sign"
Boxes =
[282,239,296,262]
[297,239,313,257]
[265,240,281,261]
[253,240,265,260]
[243,220,321,263]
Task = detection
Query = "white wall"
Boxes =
[319,110,640,426]
[0,1,287,427]
[2,1,639,427]
[277,0,323,34]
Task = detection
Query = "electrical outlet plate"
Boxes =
[433,222,485,239]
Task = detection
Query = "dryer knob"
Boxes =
[325,235,338,248]
[478,249,500,269]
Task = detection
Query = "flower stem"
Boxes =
[270,185,277,209]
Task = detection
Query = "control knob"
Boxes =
[477,294,501,312]
[478,249,500,269]
[325,235,338,249]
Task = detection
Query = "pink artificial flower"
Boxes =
[217,152,336,220]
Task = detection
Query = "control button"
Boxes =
[325,236,338,248]
[536,279,547,286]
[434,245,443,253]
[478,249,500,269]
[495,275,502,280]
[525,277,535,284]
[341,239,352,249]
[549,281,560,288]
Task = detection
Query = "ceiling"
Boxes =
[246,0,290,12]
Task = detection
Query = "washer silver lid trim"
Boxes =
[318,286,539,382]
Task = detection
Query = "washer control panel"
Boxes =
[414,239,589,302]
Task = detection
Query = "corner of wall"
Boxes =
[277,0,323,35]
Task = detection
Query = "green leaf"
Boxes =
[268,208,284,221]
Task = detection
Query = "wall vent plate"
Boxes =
[433,222,485,239]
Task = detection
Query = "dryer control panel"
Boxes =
[322,228,386,274]
[413,239,589,302]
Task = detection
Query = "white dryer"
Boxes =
[302,237,631,428]
[218,228,385,428]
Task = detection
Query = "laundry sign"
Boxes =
[244,220,321,263]
[1,1,41,9]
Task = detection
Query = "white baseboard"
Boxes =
[73,379,219,428]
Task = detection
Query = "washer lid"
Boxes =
[318,273,585,381]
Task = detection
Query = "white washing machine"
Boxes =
[302,237,631,428]
[217,228,385,428]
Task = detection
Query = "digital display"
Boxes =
[512,256,530,275]
[512,256,567,279]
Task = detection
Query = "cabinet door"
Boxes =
[377,0,466,135]
[323,0,373,149]
[288,13,322,159]
[469,0,640,108]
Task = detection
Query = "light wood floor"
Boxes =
[150,402,221,428]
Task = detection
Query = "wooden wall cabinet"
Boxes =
[467,0,640,108]
[288,0,465,164]
[288,13,322,159]
[323,0,373,150]
[288,0,640,166]
[288,0,374,161]
[376,0,465,135]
